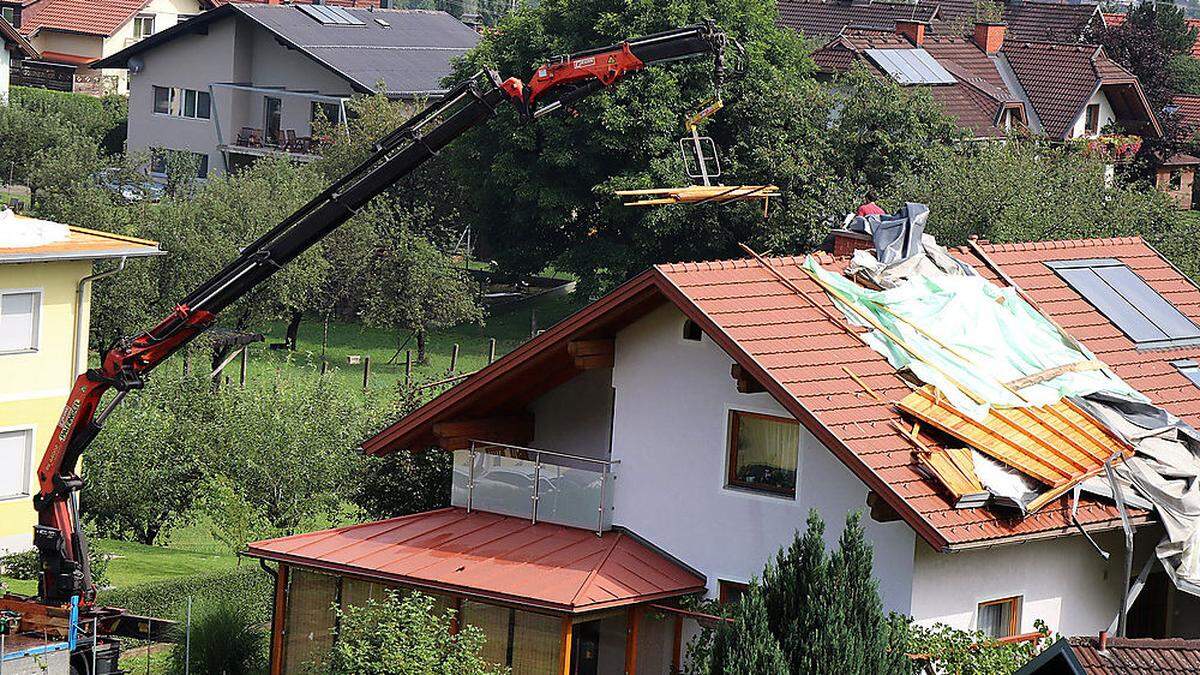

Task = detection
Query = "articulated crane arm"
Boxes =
[27,22,736,608]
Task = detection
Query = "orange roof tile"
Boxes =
[246,508,706,613]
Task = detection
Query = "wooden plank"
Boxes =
[625,605,641,675]
[560,615,573,675]
[433,414,534,451]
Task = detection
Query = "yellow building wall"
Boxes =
[0,259,92,553]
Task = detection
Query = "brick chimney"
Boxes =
[895,19,927,46]
[973,22,1006,54]
[830,230,875,257]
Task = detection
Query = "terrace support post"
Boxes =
[671,614,683,674]
[559,616,574,675]
[269,564,289,675]
[625,606,641,675]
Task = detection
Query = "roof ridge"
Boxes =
[979,235,1145,252]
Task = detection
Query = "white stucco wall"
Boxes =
[911,531,1126,636]
[529,366,613,462]
[98,0,203,93]
[606,303,917,614]
[1068,88,1116,139]
[0,48,10,106]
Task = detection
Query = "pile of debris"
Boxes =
[805,204,1200,602]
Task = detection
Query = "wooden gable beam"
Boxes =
[730,363,766,394]
[568,338,614,369]
[433,413,534,451]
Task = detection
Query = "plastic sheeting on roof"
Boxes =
[0,209,69,248]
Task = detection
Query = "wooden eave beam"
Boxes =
[730,363,766,393]
[567,338,614,369]
[432,413,534,451]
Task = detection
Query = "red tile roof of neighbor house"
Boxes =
[1104,12,1200,58]
[362,235,1200,551]
[18,0,148,37]
[1169,93,1200,129]
[246,507,707,613]
[1068,636,1200,673]
[779,0,1101,43]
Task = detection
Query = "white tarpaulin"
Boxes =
[0,208,69,248]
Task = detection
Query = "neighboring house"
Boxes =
[0,215,160,554]
[812,21,1161,141]
[8,0,206,95]
[0,13,36,104]
[1155,153,1199,209]
[247,231,1200,673]
[778,0,1103,44]
[91,4,479,180]
[1018,633,1200,674]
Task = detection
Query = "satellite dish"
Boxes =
[129,56,144,74]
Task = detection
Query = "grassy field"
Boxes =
[1,191,27,210]
[238,291,586,396]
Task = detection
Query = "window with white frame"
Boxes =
[152,86,210,120]
[132,14,155,40]
[0,428,33,499]
[0,290,40,353]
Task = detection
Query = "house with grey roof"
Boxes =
[92,3,478,179]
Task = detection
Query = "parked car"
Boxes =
[95,168,165,203]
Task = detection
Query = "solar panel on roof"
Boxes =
[297,4,364,26]
[864,48,956,86]
[1049,259,1200,348]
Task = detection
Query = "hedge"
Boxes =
[99,564,274,625]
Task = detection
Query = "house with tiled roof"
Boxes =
[244,225,1200,673]
[0,10,35,104]
[2,0,210,94]
[813,21,1161,142]
[779,0,1104,44]
[90,3,478,181]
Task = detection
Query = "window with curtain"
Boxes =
[728,411,799,496]
[282,569,338,673]
[977,596,1020,638]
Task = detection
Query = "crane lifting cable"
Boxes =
[615,89,780,214]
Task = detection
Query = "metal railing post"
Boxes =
[597,463,609,536]
[531,451,541,525]
[467,443,476,513]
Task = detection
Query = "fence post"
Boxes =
[239,346,248,387]
[405,350,412,387]
[488,338,496,364]
[185,596,192,675]
[531,309,538,338]
[450,344,459,372]
[362,355,371,391]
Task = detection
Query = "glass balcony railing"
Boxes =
[450,441,618,534]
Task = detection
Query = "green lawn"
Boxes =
[1,191,27,210]
[239,291,586,395]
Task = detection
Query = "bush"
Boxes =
[169,597,268,675]
[906,620,1057,674]
[99,566,273,625]
[0,540,110,588]
[327,590,507,674]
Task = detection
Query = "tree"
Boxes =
[359,201,483,363]
[1095,4,1198,112]
[82,376,216,545]
[326,591,506,674]
[695,511,906,675]
[708,586,789,674]
[444,0,959,295]
[888,140,1197,277]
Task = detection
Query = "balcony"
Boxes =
[209,83,348,164]
[450,441,617,534]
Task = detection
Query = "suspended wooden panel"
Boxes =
[614,185,780,212]
[897,386,1131,489]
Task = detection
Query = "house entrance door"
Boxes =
[571,622,600,675]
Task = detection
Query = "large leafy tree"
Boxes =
[1095,4,1198,113]
[446,0,959,295]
